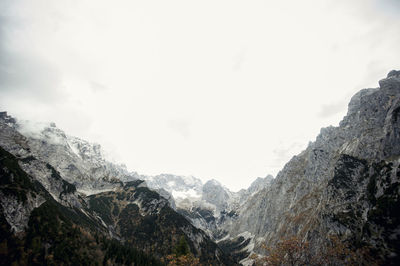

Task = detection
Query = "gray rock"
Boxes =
[227,70,400,264]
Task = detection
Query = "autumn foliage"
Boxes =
[164,254,201,266]
[253,235,379,266]
[163,236,200,266]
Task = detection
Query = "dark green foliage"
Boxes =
[124,179,145,188]
[87,184,237,265]
[88,195,113,224]
[22,200,161,266]
[367,174,377,204]
[116,191,128,200]
[174,236,190,257]
[26,201,86,265]
[0,212,20,266]
[0,145,236,265]
[24,201,162,265]
[135,186,161,200]
[103,239,163,266]
[219,236,251,263]
[0,146,162,266]
[112,204,119,216]
[0,147,35,202]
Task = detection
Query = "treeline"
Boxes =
[0,200,163,266]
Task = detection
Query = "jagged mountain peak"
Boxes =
[246,175,273,195]
[204,178,222,187]
[0,111,16,127]
[387,69,400,78]
[0,115,137,192]
[379,69,400,89]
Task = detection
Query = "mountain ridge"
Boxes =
[1,70,399,265]
[0,112,237,264]
[226,70,400,264]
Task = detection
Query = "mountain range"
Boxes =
[1,70,399,265]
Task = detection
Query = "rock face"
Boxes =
[201,179,232,212]
[227,71,400,264]
[246,175,273,196]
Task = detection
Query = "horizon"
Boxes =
[1,0,400,191]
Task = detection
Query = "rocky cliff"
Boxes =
[228,70,400,265]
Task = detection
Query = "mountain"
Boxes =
[143,173,274,264]
[11,117,139,192]
[141,173,203,209]
[0,145,162,265]
[141,172,273,243]
[135,71,400,265]
[86,179,233,264]
[1,70,399,265]
[225,70,400,265]
[0,112,236,265]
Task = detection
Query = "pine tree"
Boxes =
[174,236,190,257]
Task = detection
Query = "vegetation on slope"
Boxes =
[0,146,162,266]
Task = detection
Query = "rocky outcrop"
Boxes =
[228,71,400,264]
[201,179,233,212]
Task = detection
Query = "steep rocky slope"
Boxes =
[87,180,233,264]
[228,70,400,265]
[0,113,139,193]
[0,113,237,265]
[0,146,162,265]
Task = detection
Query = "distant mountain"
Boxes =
[0,112,236,265]
[140,172,273,241]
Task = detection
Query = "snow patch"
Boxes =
[216,234,231,243]
[78,188,116,196]
[172,189,201,200]
[238,231,253,239]
[67,139,82,158]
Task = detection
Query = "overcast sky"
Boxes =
[1,0,399,191]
